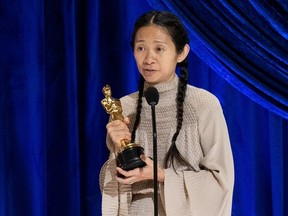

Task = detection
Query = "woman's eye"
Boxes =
[136,46,145,51]
[156,47,164,52]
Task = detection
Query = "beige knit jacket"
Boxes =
[100,76,234,216]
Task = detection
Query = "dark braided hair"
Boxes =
[165,58,195,171]
[131,75,144,143]
[130,11,194,171]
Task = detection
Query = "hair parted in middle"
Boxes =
[130,11,194,171]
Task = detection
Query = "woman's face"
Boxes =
[133,25,185,84]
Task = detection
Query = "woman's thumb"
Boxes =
[123,117,130,125]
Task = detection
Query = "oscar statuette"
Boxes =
[101,85,146,171]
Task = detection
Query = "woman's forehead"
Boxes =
[135,25,172,43]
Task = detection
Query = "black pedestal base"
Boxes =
[116,145,146,171]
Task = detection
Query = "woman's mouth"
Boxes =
[143,69,156,75]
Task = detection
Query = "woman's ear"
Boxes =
[177,44,190,63]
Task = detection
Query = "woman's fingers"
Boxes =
[140,154,153,166]
[115,156,153,184]
[115,167,136,185]
[106,120,131,148]
[123,117,130,125]
[115,167,142,185]
[115,155,165,184]
[116,167,142,178]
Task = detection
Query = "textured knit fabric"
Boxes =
[100,75,234,216]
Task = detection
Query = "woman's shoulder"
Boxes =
[120,91,138,103]
[186,84,222,111]
[119,91,138,114]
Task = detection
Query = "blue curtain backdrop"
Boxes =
[0,0,287,216]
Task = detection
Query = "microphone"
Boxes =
[145,86,159,216]
[145,87,159,106]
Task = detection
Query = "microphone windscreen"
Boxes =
[145,87,159,106]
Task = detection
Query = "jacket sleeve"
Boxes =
[163,107,234,216]
[100,136,133,215]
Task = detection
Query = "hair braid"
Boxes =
[131,75,145,143]
[130,11,193,172]
[164,60,195,171]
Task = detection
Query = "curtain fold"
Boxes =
[0,1,153,216]
[44,1,81,215]
[0,0,47,215]
[145,1,288,215]
[147,0,288,119]
[1,0,288,216]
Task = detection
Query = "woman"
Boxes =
[100,11,234,216]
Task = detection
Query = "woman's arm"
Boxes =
[163,107,234,216]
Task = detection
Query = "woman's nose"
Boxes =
[143,51,155,64]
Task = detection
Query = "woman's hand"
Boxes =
[106,117,131,152]
[116,155,165,184]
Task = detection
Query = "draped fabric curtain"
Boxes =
[0,1,287,216]
[146,1,288,215]
[148,0,288,119]
[0,1,153,215]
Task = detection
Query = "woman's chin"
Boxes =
[143,77,155,84]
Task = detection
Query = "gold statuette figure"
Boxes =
[101,85,145,170]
